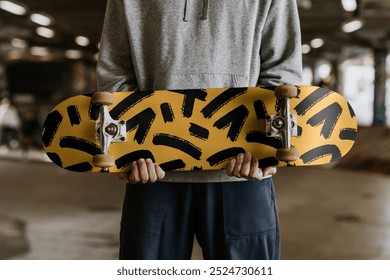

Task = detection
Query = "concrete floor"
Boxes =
[1,149,390,260]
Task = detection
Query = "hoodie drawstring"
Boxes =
[183,0,191,22]
[183,0,209,22]
[201,0,209,20]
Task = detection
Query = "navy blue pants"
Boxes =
[119,178,280,260]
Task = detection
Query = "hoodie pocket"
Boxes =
[222,178,278,239]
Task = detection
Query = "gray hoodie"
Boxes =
[97,0,302,90]
[97,0,302,182]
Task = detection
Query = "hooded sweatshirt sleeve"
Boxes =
[258,0,302,87]
[96,0,137,91]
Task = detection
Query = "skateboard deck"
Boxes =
[42,86,357,172]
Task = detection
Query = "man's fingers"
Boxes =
[263,166,277,177]
[124,156,271,184]
[233,153,244,177]
[146,158,157,183]
[122,159,165,184]
[129,161,140,184]
[248,157,263,180]
[226,153,277,181]
[226,158,236,177]
[155,163,166,180]
[239,152,252,177]
[138,159,150,184]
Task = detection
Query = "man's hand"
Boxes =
[118,153,275,183]
[226,152,277,180]
[118,158,165,184]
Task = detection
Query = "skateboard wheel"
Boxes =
[92,91,114,106]
[276,148,299,162]
[93,154,115,169]
[275,84,298,99]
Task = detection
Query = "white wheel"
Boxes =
[93,154,115,169]
[92,91,114,106]
[276,148,299,162]
[275,85,298,99]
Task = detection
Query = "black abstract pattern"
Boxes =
[42,87,358,172]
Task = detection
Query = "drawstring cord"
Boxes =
[183,0,209,22]
[201,0,209,20]
[183,0,190,22]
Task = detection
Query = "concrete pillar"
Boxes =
[373,48,387,125]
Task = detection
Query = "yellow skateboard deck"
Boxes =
[42,86,357,172]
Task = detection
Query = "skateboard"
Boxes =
[42,85,357,173]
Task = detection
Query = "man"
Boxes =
[97,0,302,260]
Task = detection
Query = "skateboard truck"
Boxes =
[266,85,300,164]
[91,92,126,172]
[96,106,127,154]
[266,114,298,144]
